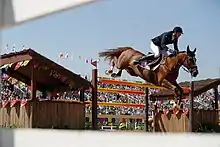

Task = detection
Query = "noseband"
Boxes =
[180,54,197,73]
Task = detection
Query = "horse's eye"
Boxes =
[189,58,196,63]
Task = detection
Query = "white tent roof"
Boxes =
[0,0,99,29]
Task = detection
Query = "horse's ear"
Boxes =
[187,45,190,53]
[193,48,196,53]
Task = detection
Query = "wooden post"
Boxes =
[31,64,36,100]
[144,88,149,132]
[79,89,85,102]
[189,81,194,132]
[214,88,219,110]
[153,104,157,132]
[91,69,98,130]
[214,87,219,124]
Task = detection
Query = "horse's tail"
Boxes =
[98,47,131,64]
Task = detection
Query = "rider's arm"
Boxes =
[173,39,179,51]
[160,34,169,50]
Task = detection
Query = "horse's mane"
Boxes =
[178,51,186,53]
[168,51,186,59]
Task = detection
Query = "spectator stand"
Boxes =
[0,49,91,129]
[150,79,220,132]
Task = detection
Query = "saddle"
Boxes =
[141,52,163,69]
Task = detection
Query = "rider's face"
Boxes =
[175,32,182,39]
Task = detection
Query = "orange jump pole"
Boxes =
[99,78,190,93]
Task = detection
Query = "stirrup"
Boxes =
[138,56,149,62]
[133,60,140,65]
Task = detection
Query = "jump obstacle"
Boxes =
[0,68,218,131]
[90,69,219,132]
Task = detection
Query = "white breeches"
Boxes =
[150,41,168,56]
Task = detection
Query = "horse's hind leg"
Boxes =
[110,54,125,78]
[111,69,123,78]
[105,58,116,75]
[125,68,137,77]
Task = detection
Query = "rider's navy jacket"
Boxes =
[151,31,179,51]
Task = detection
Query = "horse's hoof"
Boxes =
[172,104,177,109]
[179,102,183,109]
[111,73,119,78]
[105,70,109,75]
[176,105,180,110]
[108,70,113,74]
[105,70,113,75]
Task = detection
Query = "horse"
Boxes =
[98,45,198,107]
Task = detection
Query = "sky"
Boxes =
[1,0,220,82]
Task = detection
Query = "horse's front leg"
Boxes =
[160,79,182,108]
[160,79,176,91]
[162,79,184,109]
[172,81,183,107]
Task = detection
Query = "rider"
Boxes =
[133,26,183,65]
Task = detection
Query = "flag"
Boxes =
[59,53,63,58]
[21,60,30,67]
[20,100,27,107]
[163,108,169,115]
[22,45,26,50]
[2,100,9,108]
[85,58,89,63]
[10,100,18,107]
[183,109,189,115]
[65,53,69,59]
[14,61,23,70]
[12,45,16,52]
[91,60,97,67]
[5,44,9,53]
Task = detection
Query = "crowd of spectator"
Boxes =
[0,74,219,117]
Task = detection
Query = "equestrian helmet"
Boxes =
[173,27,183,34]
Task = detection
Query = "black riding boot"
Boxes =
[133,54,154,65]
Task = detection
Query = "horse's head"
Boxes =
[181,45,199,77]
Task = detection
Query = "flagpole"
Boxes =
[218,67,220,92]
[219,67,220,78]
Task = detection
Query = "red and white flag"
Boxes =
[10,100,18,107]
[91,60,97,67]
[2,100,9,108]
[20,100,27,107]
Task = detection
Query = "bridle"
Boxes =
[161,52,197,74]
[180,54,197,73]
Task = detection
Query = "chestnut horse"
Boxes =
[98,45,198,105]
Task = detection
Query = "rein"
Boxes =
[161,53,196,73]
[181,54,197,73]
[182,66,189,73]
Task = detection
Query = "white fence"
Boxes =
[1,129,220,147]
